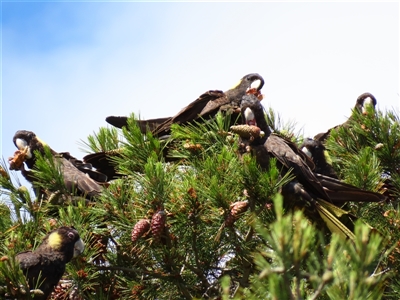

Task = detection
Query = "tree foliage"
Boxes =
[1,107,399,299]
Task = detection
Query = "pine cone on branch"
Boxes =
[151,210,166,243]
[230,125,264,140]
[131,219,151,243]
[225,200,249,227]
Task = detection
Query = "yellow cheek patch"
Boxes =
[36,136,48,147]
[48,232,62,250]
[229,79,242,90]
[323,150,333,165]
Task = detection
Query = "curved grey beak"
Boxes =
[73,238,85,257]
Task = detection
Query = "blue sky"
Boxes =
[1,2,399,189]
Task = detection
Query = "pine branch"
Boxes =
[79,126,122,153]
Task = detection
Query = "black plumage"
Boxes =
[298,139,383,203]
[314,92,377,142]
[16,226,84,299]
[87,73,265,179]
[106,73,264,138]
[10,130,104,199]
[240,94,385,204]
[314,173,385,205]
[237,94,386,239]
[354,92,377,114]
[280,180,358,239]
[58,151,108,183]
[239,94,331,202]
[299,138,339,179]
[83,148,125,181]
[105,116,170,133]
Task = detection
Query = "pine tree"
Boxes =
[1,107,399,299]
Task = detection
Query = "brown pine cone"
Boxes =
[8,148,28,170]
[0,167,8,179]
[151,210,166,242]
[131,219,151,243]
[225,200,249,227]
[246,87,264,100]
[230,125,263,139]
